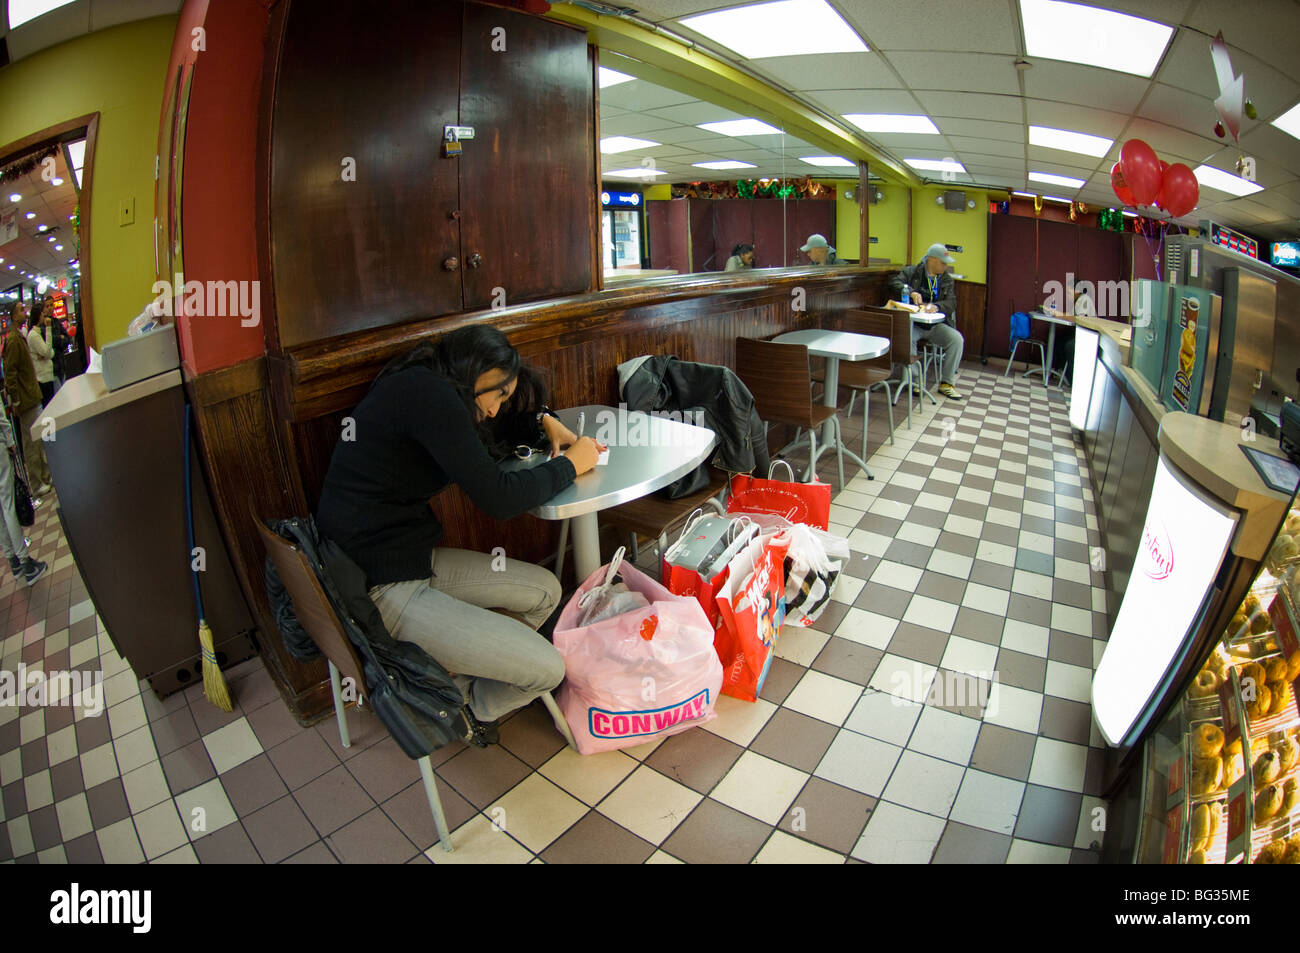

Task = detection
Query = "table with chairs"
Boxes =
[1006,309,1073,388]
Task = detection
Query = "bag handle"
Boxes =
[577,544,629,611]
[661,508,705,563]
[768,459,796,482]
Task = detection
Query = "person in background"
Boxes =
[724,243,755,271]
[2,303,53,496]
[0,401,48,586]
[316,326,605,746]
[888,243,966,400]
[1044,282,1092,378]
[800,233,840,266]
[27,303,56,407]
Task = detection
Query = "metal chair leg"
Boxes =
[833,416,845,489]
[329,660,351,748]
[419,756,454,853]
[806,430,818,482]
[554,518,569,582]
[847,391,856,417]
[627,532,638,562]
[861,387,870,462]
[541,690,576,749]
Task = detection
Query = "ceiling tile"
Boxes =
[810,88,924,115]
[1023,100,1130,138]
[599,81,699,112]
[888,52,1020,95]
[598,114,686,137]
[914,91,1022,123]
[1026,147,1104,177]
[958,153,1028,170]
[1235,124,1300,177]
[645,101,748,125]
[1183,0,1300,81]
[934,118,1025,142]
[1124,120,1234,168]
[948,137,1025,156]
[1023,61,1152,114]
[754,53,901,92]
[837,0,1020,54]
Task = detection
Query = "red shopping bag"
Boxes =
[727,460,830,530]
[661,513,758,631]
[714,531,789,702]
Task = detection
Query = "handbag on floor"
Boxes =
[555,547,722,754]
[727,459,831,530]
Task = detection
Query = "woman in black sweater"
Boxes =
[317,327,602,743]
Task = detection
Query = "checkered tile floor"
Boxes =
[0,361,1109,863]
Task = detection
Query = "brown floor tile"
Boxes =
[1047,630,1093,668]
[245,698,302,751]
[193,822,263,864]
[1056,539,1091,563]
[878,484,919,506]
[661,798,772,864]
[282,841,339,864]
[73,712,111,752]
[990,493,1022,512]
[345,736,421,804]
[960,475,996,493]
[245,795,321,863]
[497,699,568,769]
[27,803,61,851]
[63,831,103,864]
[1006,593,1052,627]
[935,531,979,557]
[811,637,883,687]
[435,744,531,810]
[84,778,131,828]
[967,560,1013,591]
[539,809,656,864]
[325,806,418,864]
[2,780,25,818]
[21,738,48,775]
[151,707,200,758]
[315,707,390,762]
[230,667,280,714]
[1014,549,1054,576]
[189,695,244,735]
[970,724,1037,781]
[382,773,475,852]
[778,777,875,854]
[758,657,805,705]
[161,739,217,795]
[932,821,1012,863]
[995,648,1047,693]
[854,582,911,618]
[644,727,744,794]
[926,669,990,718]
[1084,746,1109,797]
[908,506,949,529]
[950,500,987,522]
[1039,696,1093,746]
[267,727,342,790]
[749,708,838,773]
[1013,784,1081,847]
[49,758,84,801]
[1021,514,1055,536]
[294,763,374,836]
[980,523,1020,547]
[0,719,19,756]
[808,599,849,637]
[220,753,289,817]
[141,686,188,723]
[887,623,948,666]
[856,514,903,537]
[916,570,966,602]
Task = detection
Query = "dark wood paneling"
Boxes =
[647,200,688,272]
[269,0,462,348]
[688,198,718,272]
[459,4,594,309]
[789,200,836,263]
[954,279,986,359]
[987,214,1039,357]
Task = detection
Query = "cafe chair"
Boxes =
[602,468,728,568]
[921,341,946,390]
[834,308,900,457]
[735,336,844,487]
[255,519,574,854]
[1005,311,1046,379]
[855,308,925,431]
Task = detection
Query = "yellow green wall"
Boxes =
[644,184,672,201]
[0,16,178,347]
[909,185,990,283]
[867,184,911,267]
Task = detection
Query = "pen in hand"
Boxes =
[577,412,585,439]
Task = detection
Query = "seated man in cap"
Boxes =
[800,233,840,265]
[888,243,965,400]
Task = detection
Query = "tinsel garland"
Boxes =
[0,146,60,186]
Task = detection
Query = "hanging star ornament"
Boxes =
[1210,31,1245,143]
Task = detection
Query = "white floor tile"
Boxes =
[962,583,1009,616]
[871,560,924,592]
[429,815,533,864]
[834,608,897,650]
[902,595,959,632]
[1051,603,1094,638]
[1006,839,1071,863]
[1044,660,1092,703]
[539,747,638,807]
[1001,619,1050,657]
[982,682,1043,734]
[754,829,844,864]
[852,801,945,863]
[844,689,922,746]
[896,523,941,547]
[907,706,981,764]
[868,654,937,704]
[488,773,588,853]
[596,765,702,845]
[773,626,830,667]
[701,695,777,747]
[943,514,984,538]
[949,769,1025,835]
[940,636,1000,679]
[913,492,954,513]
[1011,569,1054,600]
[712,751,810,825]
[926,549,973,579]
[815,730,902,797]
[782,670,863,726]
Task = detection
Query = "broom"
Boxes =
[184,405,232,711]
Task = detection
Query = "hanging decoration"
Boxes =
[1068,201,1078,221]
[678,178,833,201]
[1118,139,1162,206]
[0,145,60,186]
[1210,31,1245,144]
[1097,208,1124,231]
[1033,194,1043,215]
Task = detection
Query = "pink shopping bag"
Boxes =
[555,550,723,755]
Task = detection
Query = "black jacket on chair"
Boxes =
[620,355,771,498]
[263,516,464,757]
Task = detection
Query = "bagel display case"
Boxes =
[1128,496,1300,863]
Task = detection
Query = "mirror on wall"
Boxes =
[596,52,856,281]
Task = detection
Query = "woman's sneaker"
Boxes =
[23,558,48,586]
[456,709,500,748]
[937,382,964,400]
[9,555,22,578]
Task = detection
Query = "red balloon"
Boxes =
[1110,161,1136,206]
[1158,163,1199,218]
[1119,139,1162,206]
[1153,160,1170,210]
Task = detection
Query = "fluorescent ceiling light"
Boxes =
[697,118,782,137]
[25,213,35,219]
[1041,195,1072,203]
[693,160,757,170]
[679,0,867,59]
[1019,0,1172,77]
[1011,190,1037,197]
[1122,210,1138,217]
[800,156,856,167]
[598,67,635,89]
[604,168,667,179]
[7,194,19,203]
[1028,171,1085,189]
[1193,164,1264,196]
[1029,125,1113,158]
[37,224,47,231]
[844,114,940,135]
[8,0,76,29]
[50,178,63,186]
[600,136,660,154]
[1274,102,1300,141]
[905,158,966,174]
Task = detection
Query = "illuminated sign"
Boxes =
[1271,241,1300,268]
[1207,222,1258,259]
[601,191,641,208]
[1092,457,1238,746]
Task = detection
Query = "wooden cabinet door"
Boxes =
[458,3,594,311]
[270,0,463,348]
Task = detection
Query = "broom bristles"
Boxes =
[199,619,233,712]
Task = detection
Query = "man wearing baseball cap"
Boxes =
[888,243,965,400]
[800,233,840,266]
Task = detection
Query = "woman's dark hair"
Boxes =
[731,243,754,258]
[373,325,550,458]
[29,300,43,324]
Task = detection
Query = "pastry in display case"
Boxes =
[1129,490,1300,863]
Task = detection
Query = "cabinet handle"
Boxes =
[443,257,459,272]
[467,253,483,269]
[449,210,461,221]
